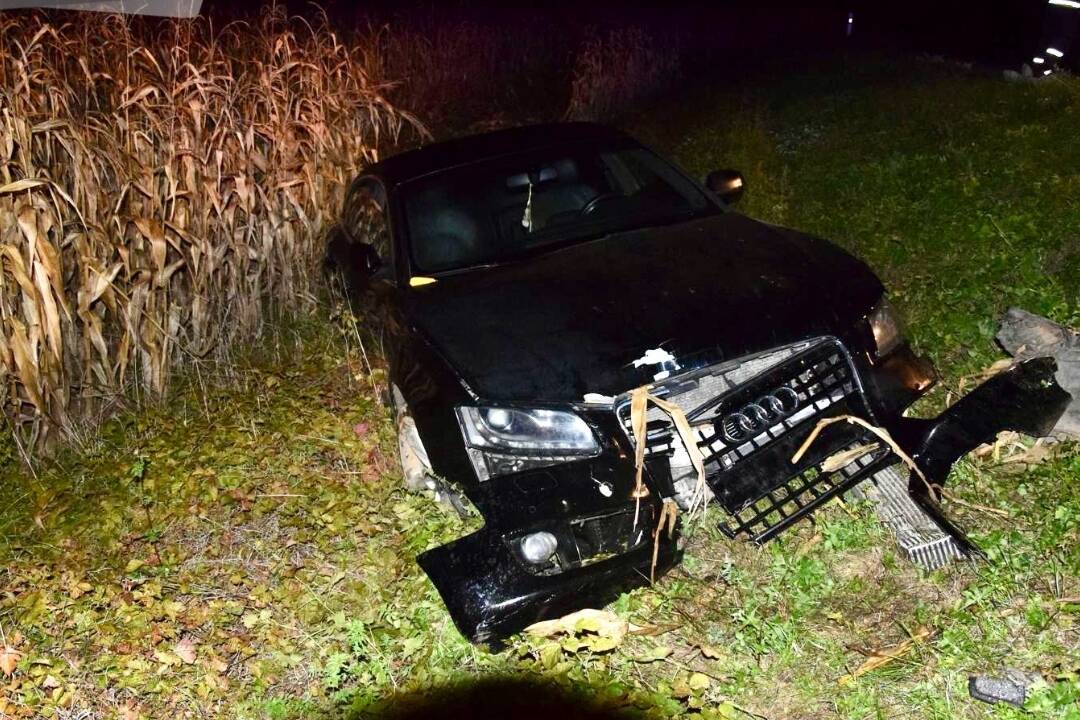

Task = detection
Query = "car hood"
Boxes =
[405,212,884,403]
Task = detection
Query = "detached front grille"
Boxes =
[616,338,894,543]
[718,437,893,542]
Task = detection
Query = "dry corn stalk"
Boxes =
[629,385,709,521]
[0,10,424,455]
[795,415,1012,518]
[651,498,678,583]
[820,442,880,473]
[791,414,929,487]
[838,626,933,686]
[629,385,710,582]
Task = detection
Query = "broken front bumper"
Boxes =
[418,457,680,645]
[890,356,1072,555]
[419,354,1071,646]
[419,502,679,645]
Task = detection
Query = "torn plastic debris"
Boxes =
[885,357,1070,558]
[631,347,680,381]
[996,307,1080,438]
[629,385,702,581]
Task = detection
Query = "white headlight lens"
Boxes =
[456,406,599,454]
[868,298,903,357]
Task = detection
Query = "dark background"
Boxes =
[199,0,1054,71]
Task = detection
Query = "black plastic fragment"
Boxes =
[968,670,1042,708]
[892,357,1072,555]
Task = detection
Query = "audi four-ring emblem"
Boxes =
[719,386,801,443]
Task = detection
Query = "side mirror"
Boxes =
[705,169,745,204]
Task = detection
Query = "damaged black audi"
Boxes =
[325,123,1072,646]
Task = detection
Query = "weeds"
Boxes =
[567,28,681,122]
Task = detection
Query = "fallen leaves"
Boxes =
[974,431,1065,470]
[0,336,446,718]
[670,671,715,712]
[634,644,673,663]
[526,609,629,653]
[174,637,197,665]
[697,644,722,660]
[0,646,22,677]
[67,577,94,600]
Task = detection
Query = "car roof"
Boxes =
[368,122,633,187]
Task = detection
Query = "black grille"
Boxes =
[616,339,892,543]
[717,439,893,543]
[695,342,858,477]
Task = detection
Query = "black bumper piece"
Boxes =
[418,502,679,646]
[891,357,1072,555]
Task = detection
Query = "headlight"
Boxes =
[457,407,598,453]
[867,298,904,357]
[456,406,600,480]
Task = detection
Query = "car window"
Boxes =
[401,144,713,274]
[344,179,392,266]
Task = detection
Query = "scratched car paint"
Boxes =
[325,123,1071,646]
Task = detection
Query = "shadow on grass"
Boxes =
[352,677,647,720]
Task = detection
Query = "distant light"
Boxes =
[1048,0,1080,8]
[1046,47,1064,57]
[1033,57,1045,64]
[848,13,853,23]
[1044,69,1053,75]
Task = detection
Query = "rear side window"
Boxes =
[343,179,392,264]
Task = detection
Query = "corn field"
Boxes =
[0,10,420,456]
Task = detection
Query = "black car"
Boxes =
[326,123,1069,645]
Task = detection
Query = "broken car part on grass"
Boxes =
[326,123,1073,645]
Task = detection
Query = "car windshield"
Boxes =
[401,143,714,273]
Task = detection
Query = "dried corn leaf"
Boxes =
[838,627,932,686]
[0,179,49,194]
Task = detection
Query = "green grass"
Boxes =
[0,57,1078,719]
